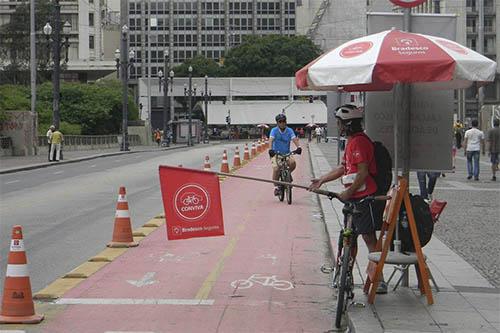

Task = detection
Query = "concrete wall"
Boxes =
[0,111,35,156]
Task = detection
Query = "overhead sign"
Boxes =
[159,166,225,240]
[390,0,427,8]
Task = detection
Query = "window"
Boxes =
[89,35,95,49]
[89,13,94,27]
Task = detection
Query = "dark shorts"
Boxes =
[343,199,384,235]
[491,153,499,164]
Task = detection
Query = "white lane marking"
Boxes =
[53,171,64,175]
[56,298,214,305]
[115,159,124,162]
[258,254,277,265]
[126,272,158,287]
[444,180,476,190]
[0,330,27,333]
[90,164,97,168]
[5,180,20,184]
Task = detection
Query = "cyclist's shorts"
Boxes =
[344,199,383,234]
[271,155,295,169]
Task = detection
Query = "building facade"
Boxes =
[127,0,298,79]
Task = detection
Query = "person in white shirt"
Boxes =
[464,120,485,181]
[46,125,55,161]
[315,126,322,143]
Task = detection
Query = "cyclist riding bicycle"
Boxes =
[269,114,302,196]
[308,104,387,294]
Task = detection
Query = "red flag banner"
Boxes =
[159,165,225,240]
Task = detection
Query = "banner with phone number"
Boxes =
[159,165,225,240]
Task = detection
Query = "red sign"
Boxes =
[159,166,225,240]
[340,41,373,58]
[389,0,427,8]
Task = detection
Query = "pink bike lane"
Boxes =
[41,146,334,332]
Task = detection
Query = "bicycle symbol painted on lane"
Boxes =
[231,274,293,291]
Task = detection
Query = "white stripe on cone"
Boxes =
[115,210,130,218]
[118,195,127,202]
[10,239,25,252]
[6,264,29,277]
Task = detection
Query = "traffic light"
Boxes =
[226,116,231,125]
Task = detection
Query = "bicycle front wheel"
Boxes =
[285,172,292,205]
[335,244,351,329]
[278,173,285,202]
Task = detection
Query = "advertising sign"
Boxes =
[389,0,427,8]
[159,166,225,240]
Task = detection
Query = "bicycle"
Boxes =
[275,152,294,204]
[315,190,389,329]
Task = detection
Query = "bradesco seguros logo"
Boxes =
[174,184,210,221]
[340,41,373,58]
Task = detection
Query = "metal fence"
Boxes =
[37,135,142,150]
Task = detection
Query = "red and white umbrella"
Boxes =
[305,123,317,128]
[256,123,269,128]
[296,29,497,92]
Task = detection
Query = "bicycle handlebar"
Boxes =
[312,190,391,205]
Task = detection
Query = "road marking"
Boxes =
[56,298,214,305]
[126,272,158,287]
[409,185,499,192]
[53,171,64,175]
[444,180,476,190]
[231,274,293,291]
[5,180,20,184]
[90,164,97,168]
[259,254,277,265]
[0,330,26,333]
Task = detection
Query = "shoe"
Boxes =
[274,187,281,196]
[492,176,497,181]
[441,173,446,177]
[428,194,433,201]
[467,176,472,180]
[376,281,388,294]
[474,177,479,181]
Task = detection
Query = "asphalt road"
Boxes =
[0,143,246,293]
[317,142,500,288]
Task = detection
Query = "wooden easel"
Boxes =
[363,177,434,305]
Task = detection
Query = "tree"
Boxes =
[223,35,321,77]
[172,55,224,77]
[0,0,52,84]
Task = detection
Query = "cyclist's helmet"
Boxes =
[275,113,287,122]
[335,104,363,121]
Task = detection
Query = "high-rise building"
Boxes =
[127,0,298,79]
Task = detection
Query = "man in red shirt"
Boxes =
[309,104,387,294]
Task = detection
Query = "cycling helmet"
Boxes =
[275,113,287,122]
[335,104,363,121]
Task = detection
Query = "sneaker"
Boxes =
[428,194,433,201]
[274,187,281,196]
[492,176,497,181]
[376,281,388,294]
[467,176,472,180]
[474,177,479,181]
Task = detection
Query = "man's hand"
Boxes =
[293,147,302,155]
[269,149,276,158]
[308,178,323,191]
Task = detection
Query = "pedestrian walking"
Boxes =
[416,171,440,201]
[453,120,464,149]
[154,129,161,146]
[464,119,485,181]
[486,118,500,181]
[49,128,64,162]
[46,125,55,161]
[315,126,322,143]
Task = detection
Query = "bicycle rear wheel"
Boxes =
[335,244,351,329]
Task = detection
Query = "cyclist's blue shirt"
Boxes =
[270,126,296,154]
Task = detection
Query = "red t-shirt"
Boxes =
[342,132,377,199]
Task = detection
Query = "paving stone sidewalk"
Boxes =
[308,141,500,333]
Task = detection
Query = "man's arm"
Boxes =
[308,165,344,190]
[463,132,468,155]
[292,136,300,149]
[339,162,369,201]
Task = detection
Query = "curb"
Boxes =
[0,145,189,174]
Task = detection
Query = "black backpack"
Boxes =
[398,194,434,252]
[372,141,393,195]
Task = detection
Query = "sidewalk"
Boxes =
[309,142,500,333]
[0,144,187,174]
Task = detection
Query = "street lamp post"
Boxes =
[202,75,212,143]
[114,25,135,151]
[157,50,173,147]
[185,66,194,146]
[43,8,71,129]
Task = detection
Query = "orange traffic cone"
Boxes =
[0,225,44,324]
[203,156,211,171]
[251,143,257,158]
[107,187,138,248]
[233,147,241,168]
[243,144,250,160]
[220,150,230,173]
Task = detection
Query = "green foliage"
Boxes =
[1,81,138,135]
[172,55,224,77]
[223,35,321,77]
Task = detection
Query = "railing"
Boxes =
[37,135,142,150]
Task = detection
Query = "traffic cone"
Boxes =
[256,140,261,153]
[203,156,211,171]
[0,225,44,324]
[233,147,241,168]
[251,143,257,158]
[220,150,230,173]
[107,187,138,248]
[243,144,250,160]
